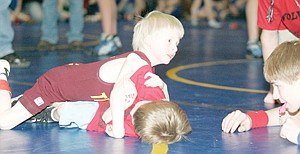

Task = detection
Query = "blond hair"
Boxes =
[132,10,184,51]
[133,100,192,144]
[264,40,300,84]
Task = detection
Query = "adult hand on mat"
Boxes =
[144,72,164,89]
[222,110,251,133]
[280,117,300,144]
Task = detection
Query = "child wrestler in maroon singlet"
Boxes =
[0,11,191,144]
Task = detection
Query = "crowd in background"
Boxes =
[9,0,248,26]
[4,0,257,68]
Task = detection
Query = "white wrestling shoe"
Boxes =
[0,59,10,78]
[11,94,23,107]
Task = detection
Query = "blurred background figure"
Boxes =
[117,0,135,21]
[93,0,122,56]
[9,0,43,23]
[23,0,43,23]
[156,0,181,18]
[0,0,31,68]
[190,0,222,29]
[245,0,262,58]
[37,0,84,51]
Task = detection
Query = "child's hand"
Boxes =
[222,110,252,133]
[105,124,114,137]
[280,117,300,144]
[105,124,125,138]
[144,72,164,89]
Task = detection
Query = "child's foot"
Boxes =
[264,92,275,104]
[0,59,10,78]
[27,107,56,123]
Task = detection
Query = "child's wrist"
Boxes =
[246,110,269,128]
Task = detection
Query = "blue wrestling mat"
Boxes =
[1,19,297,154]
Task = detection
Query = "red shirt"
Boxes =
[258,0,300,38]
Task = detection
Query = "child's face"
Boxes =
[149,29,181,65]
[272,79,300,113]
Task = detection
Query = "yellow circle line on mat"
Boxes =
[166,59,268,93]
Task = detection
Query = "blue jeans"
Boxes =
[41,0,84,44]
[0,0,14,57]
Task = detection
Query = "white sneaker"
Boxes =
[208,20,222,29]
[191,19,198,26]
[0,59,10,77]
[113,36,122,49]
[246,41,262,58]
[94,35,119,56]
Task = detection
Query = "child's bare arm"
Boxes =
[143,72,169,100]
[144,72,165,89]
[109,75,137,138]
[278,110,300,144]
[280,117,300,144]
[222,107,294,134]
[109,53,148,138]
[0,102,32,129]
[266,107,291,126]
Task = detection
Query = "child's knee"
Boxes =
[0,119,14,130]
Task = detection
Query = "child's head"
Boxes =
[264,40,300,84]
[133,100,192,144]
[132,10,184,51]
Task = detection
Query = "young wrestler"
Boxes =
[258,0,300,103]
[222,40,300,145]
[0,11,191,143]
[42,64,191,144]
